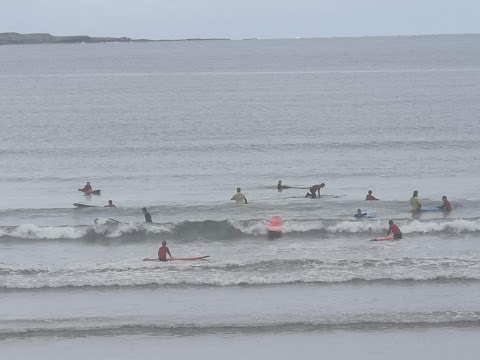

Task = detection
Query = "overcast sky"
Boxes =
[2,0,479,39]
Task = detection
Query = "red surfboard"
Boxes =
[370,236,399,241]
[143,256,210,262]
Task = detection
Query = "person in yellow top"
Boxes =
[410,190,421,210]
[231,187,248,204]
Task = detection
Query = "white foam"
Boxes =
[6,224,88,239]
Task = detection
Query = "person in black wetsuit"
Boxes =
[142,207,152,223]
[277,180,292,192]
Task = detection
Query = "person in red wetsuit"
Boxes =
[158,240,172,261]
[386,220,402,239]
[305,183,325,198]
[79,182,92,192]
[440,196,452,212]
[366,190,378,201]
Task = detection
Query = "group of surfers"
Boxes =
[230,182,326,205]
[356,190,452,217]
[80,182,159,225]
[84,181,454,258]
[79,182,116,207]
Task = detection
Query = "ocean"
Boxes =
[1,34,480,359]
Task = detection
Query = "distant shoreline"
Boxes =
[0,32,230,45]
[1,32,478,46]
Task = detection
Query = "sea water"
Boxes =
[1,35,480,358]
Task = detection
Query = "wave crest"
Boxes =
[1,218,480,241]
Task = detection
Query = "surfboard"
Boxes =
[355,211,376,218]
[79,189,101,195]
[73,203,98,208]
[94,218,120,225]
[143,256,210,262]
[291,195,340,199]
[370,236,399,241]
[412,206,441,212]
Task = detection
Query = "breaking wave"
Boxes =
[1,218,480,241]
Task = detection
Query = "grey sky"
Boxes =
[2,0,480,39]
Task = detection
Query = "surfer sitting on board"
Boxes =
[158,240,172,261]
[366,190,378,201]
[440,196,452,212]
[79,181,92,193]
[410,190,421,210]
[104,200,116,207]
[305,183,325,198]
[386,220,402,239]
[142,207,152,223]
[231,188,248,204]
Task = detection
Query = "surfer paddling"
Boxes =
[386,220,402,239]
[158,240,172,261]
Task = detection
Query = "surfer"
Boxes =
[231,188,248,204]
[366,190,378,201]
[305,183,325,198]
[277,180,291,191]
[104,200,116,207]
[142,207,152,223]
[410,190,421,210]
[386,220,402,239]
[440,196,452,212]
[158,240,172,261]
[355,209,367,218]
[79,181,92,193]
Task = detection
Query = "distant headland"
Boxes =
[0,32,230,45]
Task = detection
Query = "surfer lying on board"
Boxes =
[79,182,92,192]
[366,190,378,201]
[158,240,172,261]
[305,183,325,198]
[277,180,291,191]
[410,190,421,210]
[440,196,452,212]
[104,200,116,207]
[386,220,402,239]
[142,207,152,223]
[355,209,367,218]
